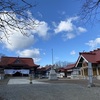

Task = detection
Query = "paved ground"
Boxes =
[8,78,49,85]
[0,78,100,100]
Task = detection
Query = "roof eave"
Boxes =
[75,55,88,68]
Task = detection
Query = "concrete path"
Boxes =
[8,78,49,85]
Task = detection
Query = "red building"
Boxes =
[64,48,100,79]
[64,64,75,78]
[0,56,40,78]
[74,48,100,79]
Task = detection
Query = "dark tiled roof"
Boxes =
[64,64,75,70]
[58,68,65,72]
[38,66,51,71]
[0,56,39,68]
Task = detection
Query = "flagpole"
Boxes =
[52,49,53,65]
[49,48,57,80]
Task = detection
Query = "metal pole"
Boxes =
[51,49,54,70]
[52,49,53,65]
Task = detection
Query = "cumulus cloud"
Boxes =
[77,27,87,33]
[17,48,41,63]
[0,11,50,51]
[33,20,50,38]
[70,50,76,55]
[86,38,100,49]
[64,33,75,40]
[54,16,87,40]
[2,33,35,51]
[54,16,78,33]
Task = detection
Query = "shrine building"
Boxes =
[0,56,40,79]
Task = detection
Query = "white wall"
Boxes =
[4,69,29,74]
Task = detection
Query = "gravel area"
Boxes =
[0,78,100,100]
[0,78,9,85]
[0,82,100,100]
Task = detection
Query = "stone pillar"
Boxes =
[29,74,32,84]
[81,69,84,79]
[80,69,83,79]
[0,68,4,80]
[88,62,95,87]
[83,68,85,79]
[96,67,100,79]
[96,67,99,75]
[80,70,82,76]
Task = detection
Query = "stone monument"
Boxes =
[49,65,58,80]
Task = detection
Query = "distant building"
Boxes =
[64,64,75,78]
[37,66,51,78]
[57,67,65,78]
[0,56,40,79]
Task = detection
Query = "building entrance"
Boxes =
[13,72,22,76]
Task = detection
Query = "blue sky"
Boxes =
[0,0,100,66]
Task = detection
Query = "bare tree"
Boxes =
[80,0,100,24]
[0,0,37,40]
[55,61,68,68]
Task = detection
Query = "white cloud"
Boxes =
[54,16,78,33]
[0,11,50,50]
[27,11,50,38]
[33,20,50,38]
[70,50,76,55]
[77,27,87,33]
[17,48,41,63]
[62,33,75,41]
[2,32,35,51]
[66,33,75,39]
[54,16,87,40]
[52,22,57,28]
[86,38,100,49]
